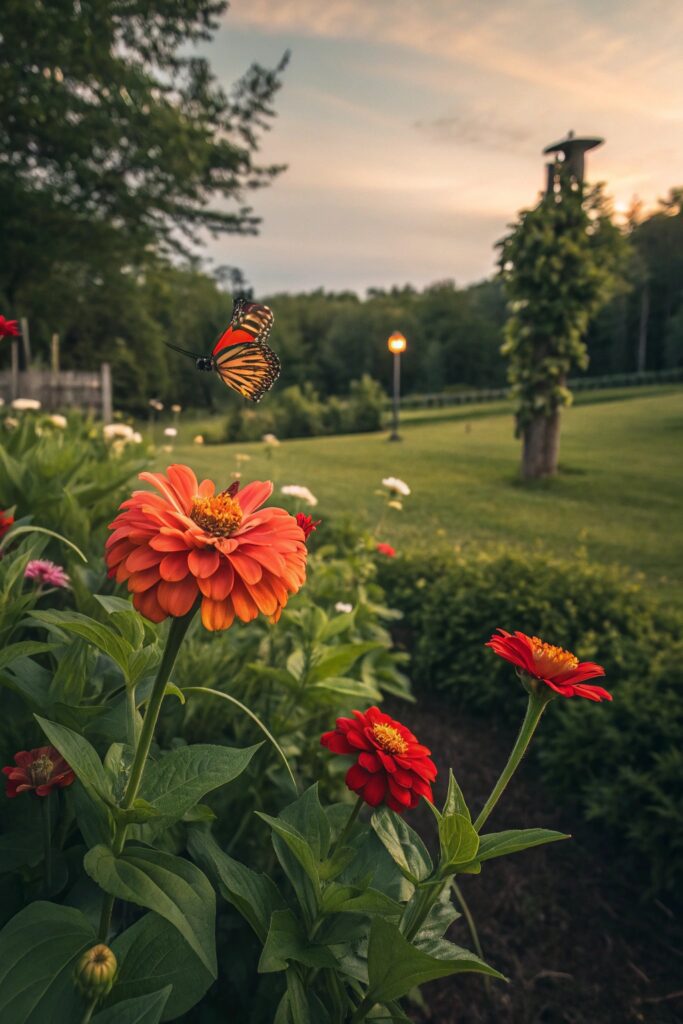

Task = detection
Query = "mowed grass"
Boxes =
[163,389,683,604]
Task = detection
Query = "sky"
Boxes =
[202,0,683,295]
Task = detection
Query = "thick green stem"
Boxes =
[473,690,551,833]
[349,995,374,1024]
[98,607,197,940]
[125,684,138,748]
[41,794,52,891]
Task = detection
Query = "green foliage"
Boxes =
[0,0,287,310]
[380,546,683,896]
[499,170,628,433]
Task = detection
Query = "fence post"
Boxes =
[101,363,113,423]
[10,340,19,400]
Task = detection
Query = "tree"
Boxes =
[498,168,628,480]
[0,0,287,311]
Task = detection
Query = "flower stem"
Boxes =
[473,691,551,834]
[79,998,98,1024]
[41,794,52,891]
[98,607,197,940]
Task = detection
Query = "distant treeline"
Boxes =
[4,195,683,414]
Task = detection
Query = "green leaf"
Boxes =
[0,640,57,672]
[35,714,111,802]
[133,743,260,835]
[312,677,382,701]
[256,813,320,892]
[48,639,91,705]
[442,769,470,821]
[2,524,87,562]
[93,987,172,1024]
[188,829,285,945]
[321,883,402,918]
[280,784,331,860]
[30,609,132,674]
[308,642,382,683]
[319,611,355,641]
[366,917,504,1002]
[439,813,480,870]
[108,914,213,1021]
[113,799,162,826]
[371,807,433,883]
[83,845,217,977]
[476,828,569,863]
[0,901,96,1023]
[94,594,146,651]
[258,910,338,973]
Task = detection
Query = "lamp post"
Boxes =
[387,331,407,441]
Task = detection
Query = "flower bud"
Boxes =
[75,944,117,999]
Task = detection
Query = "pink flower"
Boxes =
[25,559,70,589]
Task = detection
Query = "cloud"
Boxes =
[415,108,534,152]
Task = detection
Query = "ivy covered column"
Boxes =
[498,166,626,480]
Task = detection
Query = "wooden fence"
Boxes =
[0,365,113,420]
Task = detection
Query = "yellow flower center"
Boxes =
[29,755,54,785]
[530,637,579,678]
[190,492,243,537]
[372,722,408,755]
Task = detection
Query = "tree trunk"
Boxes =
[521,409,561,479]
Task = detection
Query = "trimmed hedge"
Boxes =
[379,547,683,898]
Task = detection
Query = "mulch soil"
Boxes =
[388,699,683,1024]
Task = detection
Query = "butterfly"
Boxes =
[165,299,280,402]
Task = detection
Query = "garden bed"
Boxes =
[393,700,682,1024]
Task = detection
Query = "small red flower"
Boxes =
[2,746,75,797]
[296,512,321,540]
[0,510,14,541]
[0,315,20,338]
[376,543,396,558]
[486,629,612,702]
[321,706,437,813]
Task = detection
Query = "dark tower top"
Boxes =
[543,130,604,189]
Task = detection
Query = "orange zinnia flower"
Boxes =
[486,629,612,702]
[106,465,307,631]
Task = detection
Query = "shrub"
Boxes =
[380,545,683,898]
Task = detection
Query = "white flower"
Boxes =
[149,399,164,412]
[4,416,19,429]
[193,434,205,445]
[335,602,353,614]
[11,397,42,411]
[382,476,410,497]
[262,433,280,446]
[236,453,251,463]
[281,484,318,507]
[103,423,134,441]
[171,404,182,414]
[0,397,4,408]
[48,414,67,429]
[164,427,178,438]
[131,431,143,444]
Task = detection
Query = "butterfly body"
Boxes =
[166,299,280,402]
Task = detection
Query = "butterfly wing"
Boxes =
[214,340,281,402]
[212,301,274,357]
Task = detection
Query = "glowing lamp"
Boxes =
[387,331,407,354]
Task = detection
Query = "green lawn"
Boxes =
[162,388,683,604]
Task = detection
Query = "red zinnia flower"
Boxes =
[3,746,75,797]
[296,512,320,539]
[0,510,14,541]
[376,543,396,558]
[321,706,437,813]
[0,315,20,338]
[486,629,612,702]
[106,465,307,631]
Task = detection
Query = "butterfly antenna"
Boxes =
[165,341,202,360]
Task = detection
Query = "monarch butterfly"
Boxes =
[165,298,280,402]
